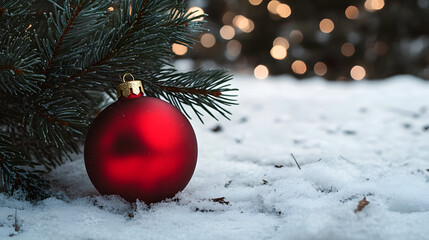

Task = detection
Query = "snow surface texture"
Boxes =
[1,75,429,240]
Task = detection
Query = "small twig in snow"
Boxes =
[211,197,229,205]
[291,153,301,170]
[9,209,21,236]
[14,209,19,232]
[339,155,354,164]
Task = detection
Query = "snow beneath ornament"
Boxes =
[1,75,429,239]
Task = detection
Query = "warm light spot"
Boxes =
[277,4,291,18]
[220,25,235,40]
[25,24,32,32]
[242,19,255,33]
[273,37,289,49]
[319,19,334,33]
[226,40,242,57]
[249,0,263,6]
[222,11,236,25]
[201,33,216,48]
[270,45,287,60]
[108,7,114,12]
[341,43,355,57]
[169,9,181,19]
[374,41,389,56]
[314,62,327,76]
[289,30,303,43]
[187,7,205,21]
[364,0,385,11]
[233,15,255,33]
[172,43,187,55]
[345,6,359,19]
[254,65,269,79]
[233,15,247,28]
[267,0,281,14]
[129,4,132,15]
[351,65,366,80]
[292,60,307,75]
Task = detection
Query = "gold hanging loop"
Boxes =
[122,73,135,82]
[117,73,145,98]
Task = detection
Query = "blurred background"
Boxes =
[173,0,429,81]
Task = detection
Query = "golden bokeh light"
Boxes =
[242,20,254,33]
[341,43,355,57]
[273,37,289,49]
[201,33,216,48]
[172,43,188,55]
[319,19,335,33]
[108,6,114,12]
[270,45,287,60]
[220,25,235,40]
[233,15,255,33]
[249,0,263,6]
[25,24,32,32]
[254,65,269,79]
[292,60,307,75]
[187,7,205,21]
[350,65,366,80]
[345,6,359,19]
[364,0,385,12]
[226,40,242,57]
[314,62,328,76]
[277,4,291,18]
[267,0,281,14]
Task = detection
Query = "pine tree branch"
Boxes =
[41,49,122,88]
[128,0,148,35]
[50,0,204,90]
[158,85,222,97]
[0,133,51,200]
[35,108,69,127]
[44,1,150,87]
[43,0,91,75]
[62,49,122,85]
[0,0,237,200]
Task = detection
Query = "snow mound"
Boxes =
[1,75,429,240]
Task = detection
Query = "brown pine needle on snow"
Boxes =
[354,197,370,213]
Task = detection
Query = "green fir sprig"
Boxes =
[0,0,236,200]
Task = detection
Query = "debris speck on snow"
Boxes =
[354,197,370,213]
[210,125,223,133]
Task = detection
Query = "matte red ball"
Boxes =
[84,94,198,203]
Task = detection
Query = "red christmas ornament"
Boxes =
[84,73,198,203]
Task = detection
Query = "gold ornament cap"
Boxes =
[117,73,145,98]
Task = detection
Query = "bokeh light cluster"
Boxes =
[173,0,429,81]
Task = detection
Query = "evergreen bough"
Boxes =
[0,0,236,200]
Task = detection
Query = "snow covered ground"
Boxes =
[1,75,429,240]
